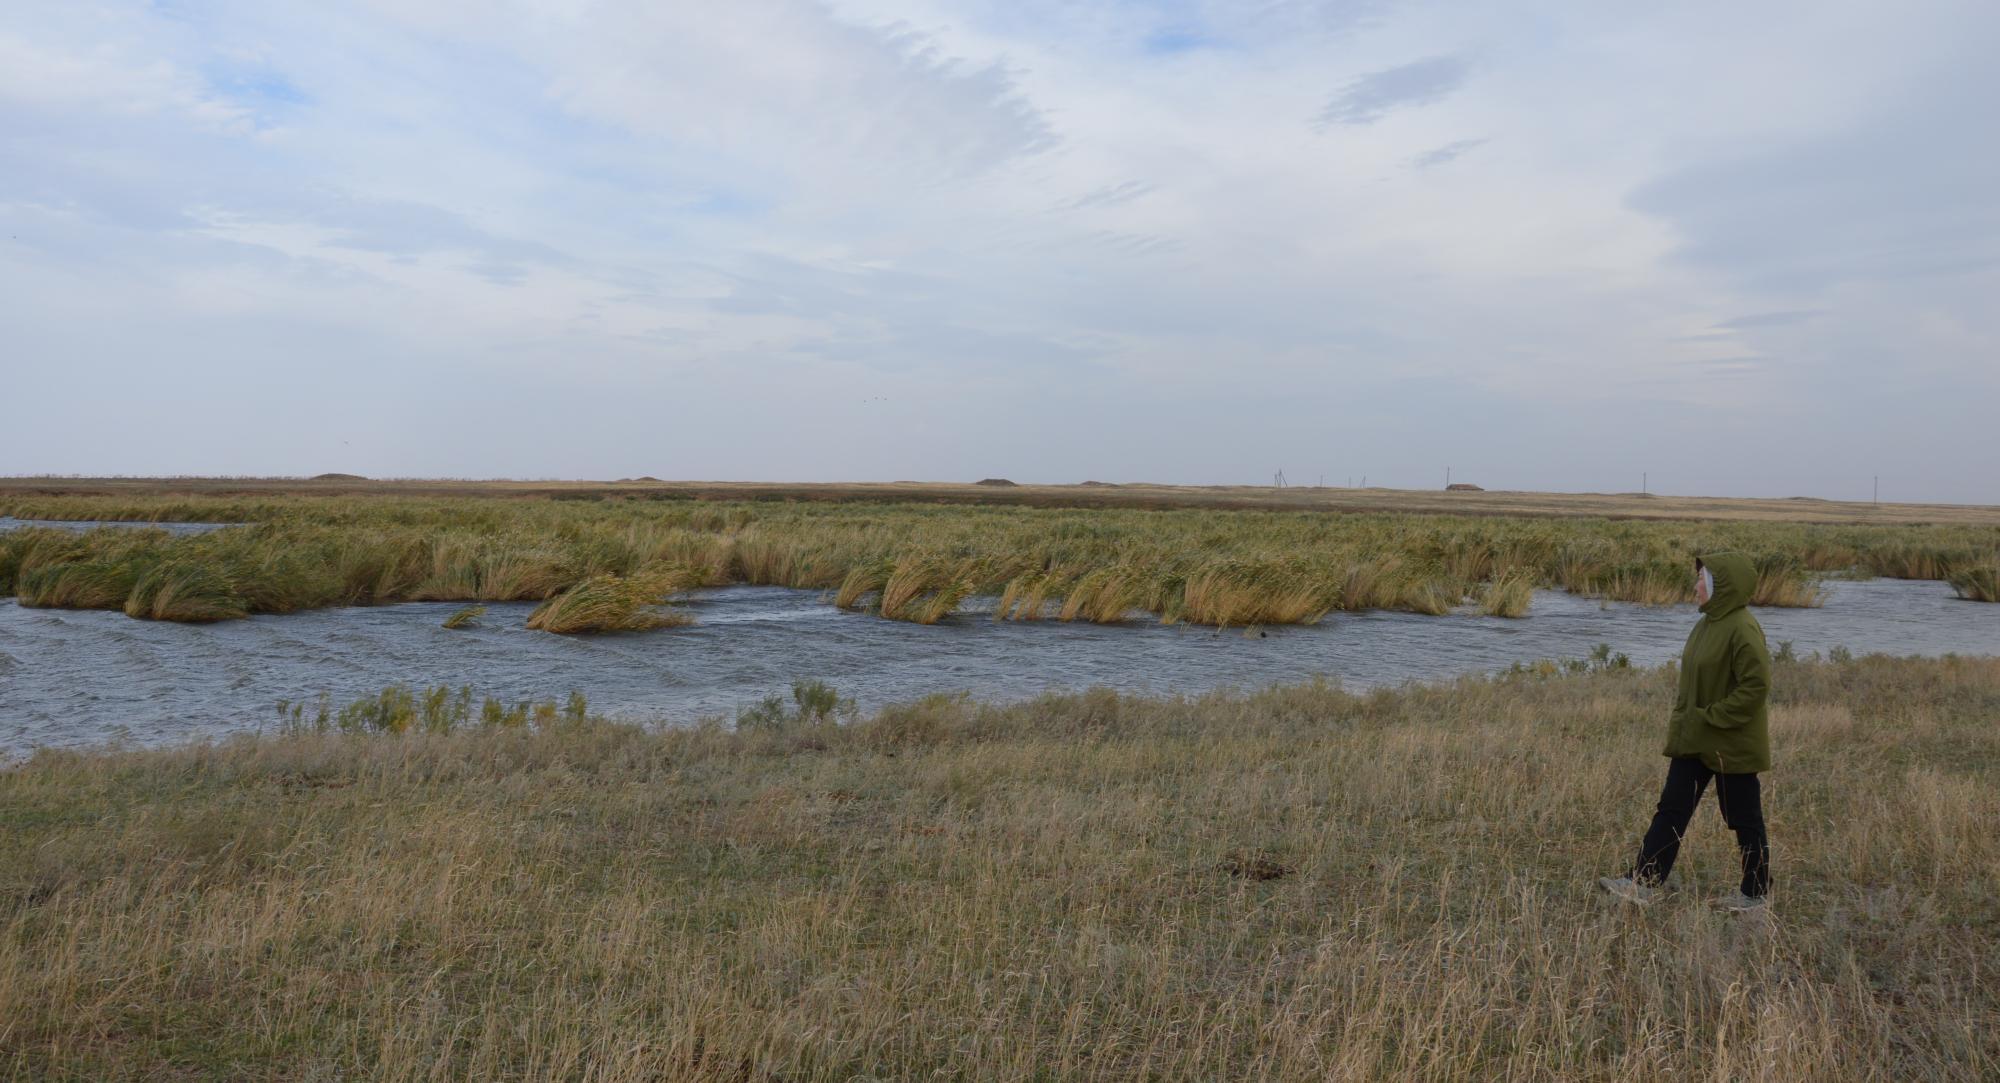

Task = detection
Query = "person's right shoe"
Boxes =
[1710,890,1769,913]
[1598,875,1657,907]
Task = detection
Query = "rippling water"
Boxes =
[0,516,236,536]
[2,578,1993,754]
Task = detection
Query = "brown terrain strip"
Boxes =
[1,476,1994,526]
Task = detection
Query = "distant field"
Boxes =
[5,475,1998,526]
[2,656,1993,1079]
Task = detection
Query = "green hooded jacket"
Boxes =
[1665,551,1772,773]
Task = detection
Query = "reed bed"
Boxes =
[3,493,1995,633]
[1,654,1994,1079]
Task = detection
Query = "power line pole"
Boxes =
[1873,476,1879,505]
[1642,472,1647,494]
[1445,466,1451,489]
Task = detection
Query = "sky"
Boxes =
[1,1,1995,502]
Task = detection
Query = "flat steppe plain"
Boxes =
[5,475,1997,526]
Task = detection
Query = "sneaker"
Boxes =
[1599,875,1657,906]
[1710,890,1769,913]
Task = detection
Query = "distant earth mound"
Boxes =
[310,472,367,481]
[974,478,1018,487]
[1078,480,1116,487]
[1445,483,1484,492]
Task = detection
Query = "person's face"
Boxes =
[1695,567,1711,606]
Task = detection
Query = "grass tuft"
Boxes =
[525,574,692,634]
[1477,571,1535,618]
[123,560,248,622]
[1947,560,1999,602]
[1751,553,1825,608]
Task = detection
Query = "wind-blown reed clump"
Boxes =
[441,604,486,629]
[123,560,248,622]
[2,655,1994,1078]
[1947,560,1999,602]
[525,573,694,634]
[1750,553,1825,608]
[1862,542,1963,580]
[1478,570,1535,617]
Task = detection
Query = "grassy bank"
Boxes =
[3,492,1997,629]
[3,655,1996,1079]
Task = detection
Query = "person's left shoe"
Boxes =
[1599,876,1657,906]
[1710,890,1769,913]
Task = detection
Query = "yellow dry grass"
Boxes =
[2,655,1995,1079]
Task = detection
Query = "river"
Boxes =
[2,577,1992,755]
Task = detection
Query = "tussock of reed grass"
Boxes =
[1751,554,1825,608]
[1336,557,1402,610]
[1175,562,1335,626]
[1862,543,1961,580]
[2,656,1996,1078]
[1399,575,1464,616]
[996,568,1075,621]
[441,604,486,629]
[1058,565,1148,623]
[879,553,979,624]
[122,560,248,622]
[1477,571,1534,618]
[1947,561,1999,602]
[15,558,146,609]
[524,574,692,634]
[835,559,892,610]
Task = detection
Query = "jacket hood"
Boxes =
[1697,551,1755,616]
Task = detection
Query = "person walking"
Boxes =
[1601,551,1772,911]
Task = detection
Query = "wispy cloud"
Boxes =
[1712,310,1821,330]
[1055,181,1155,212]
[1409,137,1486,169]
[1314,54,1470,128]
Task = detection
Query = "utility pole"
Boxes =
[1445,466,1451,489]
[1874,476,1879,505]
[1642,472,1647,494]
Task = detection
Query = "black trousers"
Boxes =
[1634,756,1770,897]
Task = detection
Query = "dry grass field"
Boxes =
[3,655,1996,1080]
